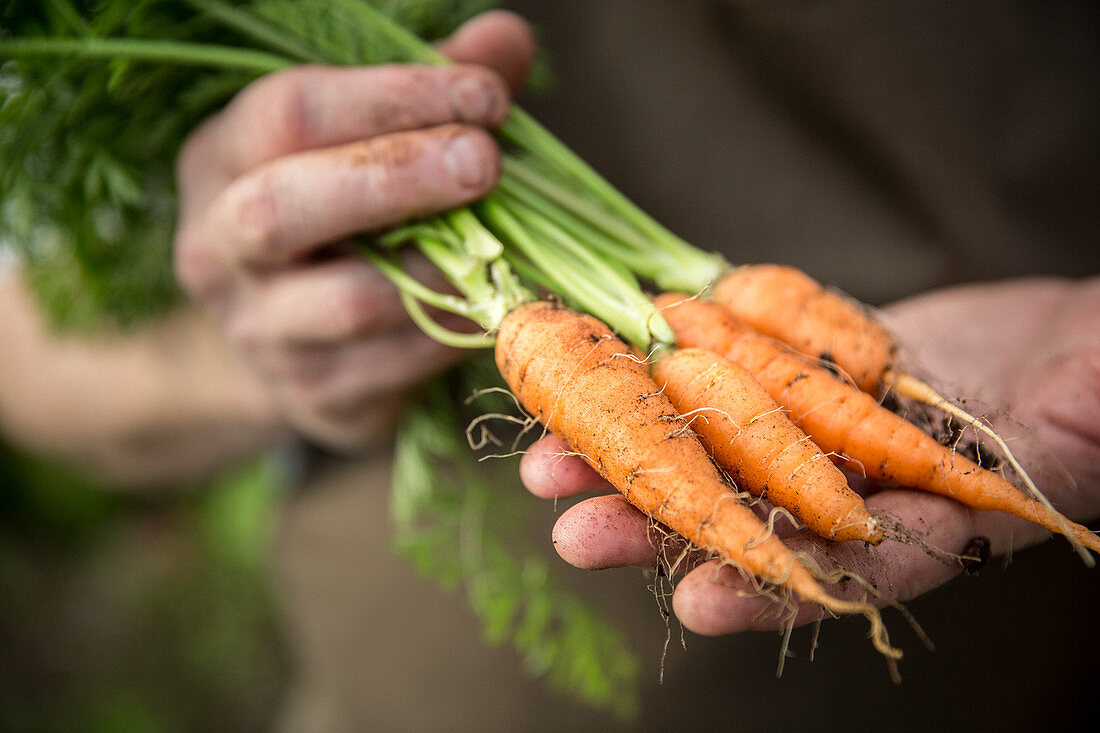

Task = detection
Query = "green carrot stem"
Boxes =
[310,0,726,293]
[361,248,474,317]
[482,195,670,349]
[0,37,291,72]
[499,157,726,292]
[398,292,495,349]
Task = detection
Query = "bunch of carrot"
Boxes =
[490,264,1098,668]
[6,0,1096,677]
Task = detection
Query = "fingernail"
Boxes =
[443,133,491,189]
[449,72,502,122]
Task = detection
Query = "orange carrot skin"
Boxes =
[496,302,826,595]
[656,294,1100,554]
[713,264,896,393]
[652,348,883,544]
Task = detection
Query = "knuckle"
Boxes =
[225,312,263,357]
[238,66,316,156]
[364,64,437,130]
[328,288,385,339]
[362,152,401,205]
[220,171,282,261]
[174,123,212,190]
[284,376,340,420]
[173,227,222,296]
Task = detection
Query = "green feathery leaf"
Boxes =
[392,357,640,718]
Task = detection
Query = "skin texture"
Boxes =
[173,11,536,451]
[520,277,1100,636]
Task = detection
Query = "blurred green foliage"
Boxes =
[392,357,640,718]
[0,446,288,732]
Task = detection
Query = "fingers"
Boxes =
[277,388,409,454]
[519,433,610,499]
[200,248,464,451]
[169,10,538,453]
[267,324,462,410]
[542,475,1057,638]
[265,324,463,452]
[179,62,511,191]
[671,488,1058,637]
[551,495,661,570]
[175,9,537,297]
[178,9,535,202]
[669,491,971,636]
[224,256,409,347]
[223,249,454,347]
[177,124,499,294]
[230,252,464,397]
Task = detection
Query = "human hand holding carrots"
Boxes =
[172,11,535,450]
[519,277,1100,636]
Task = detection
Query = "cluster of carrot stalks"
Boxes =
[493,263,1099,668]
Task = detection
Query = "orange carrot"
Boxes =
[656,293,1100,557]
[713,264,895,393]
[495,301,900,659]
[651,347,885,545]
[712,265,1039,500]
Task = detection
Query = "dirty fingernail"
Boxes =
[443,133,491,189]
[449,72,503,122]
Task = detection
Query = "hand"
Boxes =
[173,11,535,451]
[518,277,1100,635]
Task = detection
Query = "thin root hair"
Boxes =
[746,404,791,427]
[464,386,524,410]
[876,515,965,568]
[888,599,934,652]
[886,370,1090,565]
[741,509,783,551]
[605,343,664,366]
[837,451,868,479]
[476,449,530,462]
[776,618,796,678]
[464,411,532,450]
